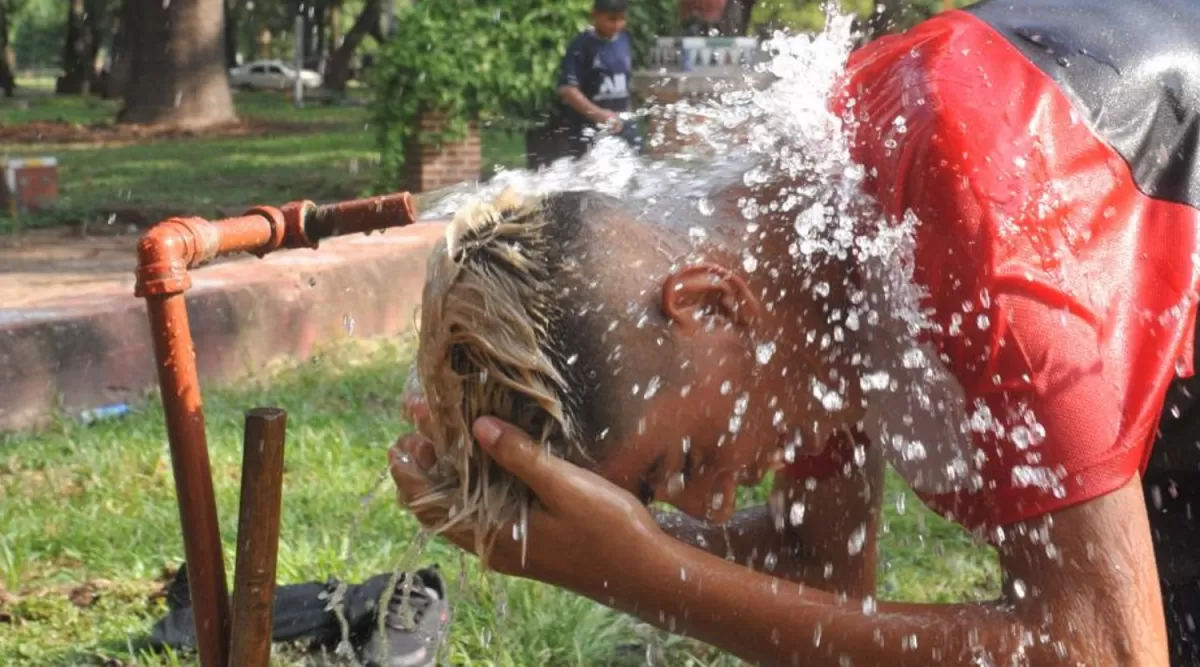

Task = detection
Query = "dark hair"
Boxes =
[594,0,629,13]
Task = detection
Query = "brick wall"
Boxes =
[403,111,482,193]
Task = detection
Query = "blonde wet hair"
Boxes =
[413,189,603,558]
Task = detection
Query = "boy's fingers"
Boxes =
[472,417,581,508]
[402,395,435,436]
[386,436,434,499]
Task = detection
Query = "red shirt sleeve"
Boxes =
[785,11,1200,531]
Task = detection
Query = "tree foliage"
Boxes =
[750,0,972,35]
[371,0,675,188]
[371,0,585,187]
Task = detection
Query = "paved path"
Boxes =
[0,222,445,431]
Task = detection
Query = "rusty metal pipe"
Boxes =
[135,190,417,667]
[144,294,231,667]
[229,407,288,667]
[308,192,417,239]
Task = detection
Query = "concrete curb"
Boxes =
[0,222,445,432]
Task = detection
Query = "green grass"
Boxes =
[0,337,999,666]
[0,86,526,233]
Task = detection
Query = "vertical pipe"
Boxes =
[146,294,231,667]
[229,407,288,667]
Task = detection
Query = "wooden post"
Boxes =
[228,407,288,667]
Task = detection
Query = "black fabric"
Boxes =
[966,0,1200,209]
[1144,471,1200,666]
[147,565,394,653]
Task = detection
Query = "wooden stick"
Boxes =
[229,407,288,667]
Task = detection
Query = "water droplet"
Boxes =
[720,380,733,395]
[566,354,579,365]
[813,623,823,647]
[789,502,806,525]
[1012,578,1027,599]
[742,250,759,273]
[847,523,867,555]
[644,376,662,399]
[901,348,926,369]
[756,341,777,365]
[860,370,891,392]
[810,377,845,412]
[862,595,877,615]
[697,197,714,216]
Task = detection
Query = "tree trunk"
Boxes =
[57,0,95,94]
[118,0,237,128]
[313,0,326,67]
[322,0,378,92]
[329,1,339,51]
[104,0,135,99]
[225,0,239,68]
[0,2,14,98]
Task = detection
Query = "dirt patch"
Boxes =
[0,116,331,146]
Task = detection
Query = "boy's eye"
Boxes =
[637,479,655,506]
[637,454,667,505]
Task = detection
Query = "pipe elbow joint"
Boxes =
[135,218,219,297]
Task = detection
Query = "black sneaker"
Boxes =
[360,567,450,667]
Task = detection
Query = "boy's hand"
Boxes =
[389,416,672,599]
[598,110,624,133]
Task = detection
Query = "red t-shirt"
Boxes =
[782,10,1200,531]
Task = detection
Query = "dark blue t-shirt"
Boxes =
[556,28,633,134]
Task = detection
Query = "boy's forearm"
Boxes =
[654,506,870,593]
[654,506,786,568]
[611,481,1166,667]
[558,85,610,124]
[592,536,1052,667]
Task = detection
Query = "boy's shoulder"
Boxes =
[570,28,599,46]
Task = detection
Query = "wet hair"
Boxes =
[594,0,629,14]
[413,189,627,556]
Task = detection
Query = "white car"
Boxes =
[229,60,322,91]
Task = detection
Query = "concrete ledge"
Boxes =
[0,222,446,431]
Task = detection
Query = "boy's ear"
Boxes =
[661,263,761,333]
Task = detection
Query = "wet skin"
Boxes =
[389,188,1170,664]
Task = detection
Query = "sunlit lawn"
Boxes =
[0,85,525,233]
[0,337,999,666]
